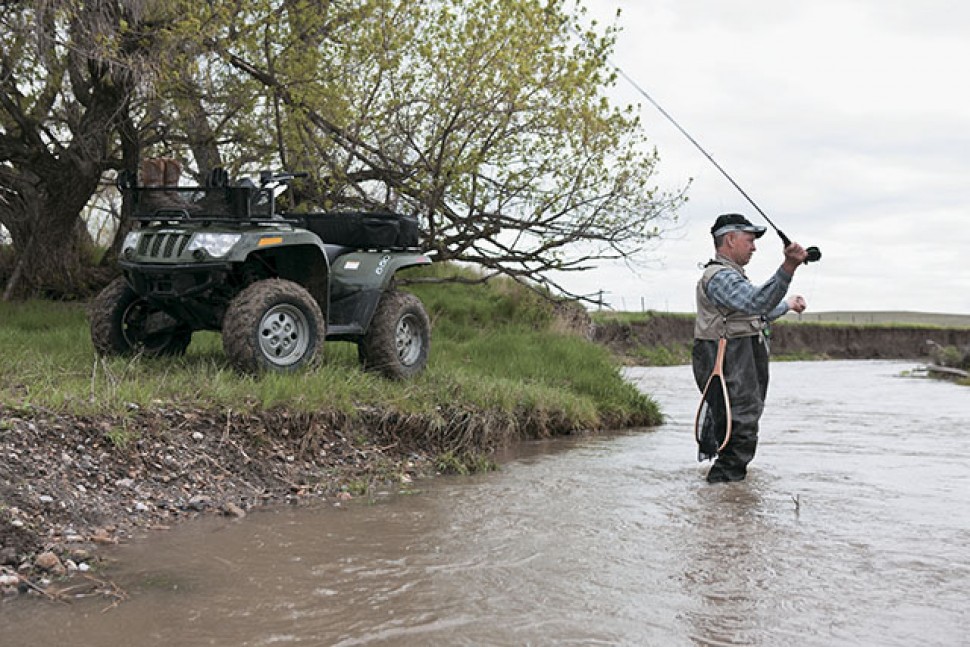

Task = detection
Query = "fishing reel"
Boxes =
[779,232,821,264]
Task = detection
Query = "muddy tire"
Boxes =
[90,277,192,357]
[358,290,431,380]
[222,278,325,374]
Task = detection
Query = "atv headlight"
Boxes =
[187,233,241,258]
[122,232,141,258]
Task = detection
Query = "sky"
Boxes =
[555,0,970,314]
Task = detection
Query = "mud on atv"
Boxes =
[90,161,432,379]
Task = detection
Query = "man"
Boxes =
[693,213,808,483]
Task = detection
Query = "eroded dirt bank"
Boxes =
[593,315,970,361]
[0,398,642,600]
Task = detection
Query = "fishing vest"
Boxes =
[694,257,766,340]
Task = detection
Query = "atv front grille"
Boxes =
[138,232,192,260]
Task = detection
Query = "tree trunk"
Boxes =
[1,166,101,300]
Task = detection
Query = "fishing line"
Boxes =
[609,59,821,262]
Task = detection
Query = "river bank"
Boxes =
[4,303,967,603]
[1,396,656,602]
[592,312,970,364]
[0,277,658,602]
[0,404,427,600]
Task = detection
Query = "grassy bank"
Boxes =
[1,267,660,456]
[591,310,970,385]
[0,268,663,583]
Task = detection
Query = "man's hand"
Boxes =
[787,294,807,313]
[782,242,809,274]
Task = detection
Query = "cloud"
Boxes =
[563,0,970,314]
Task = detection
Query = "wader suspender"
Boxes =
[695,261,734,455]
[694,336,733,454]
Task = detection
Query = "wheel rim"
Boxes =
[395,313,424,366]
[258,304,312,367]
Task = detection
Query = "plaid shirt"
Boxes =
[706,263,792,322]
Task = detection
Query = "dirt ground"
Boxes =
[0,403,436,599]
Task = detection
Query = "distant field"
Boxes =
[781,311,970,327]
[595,310,970,328]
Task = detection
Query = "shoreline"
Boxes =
[0,400,631,601]
[0,403,433,600]
[5,312,967,602]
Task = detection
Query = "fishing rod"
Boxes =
[613,67,822,263]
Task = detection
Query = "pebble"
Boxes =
[91,529,115,544]
[222,502,246,518]
[0,548,18,565]
[38,495,54,504]
[35,551,63,573]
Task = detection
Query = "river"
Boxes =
[2,360,968,646]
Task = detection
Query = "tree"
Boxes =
[1,0,684,301]
[203,0,684,298]
[0,1,144,298]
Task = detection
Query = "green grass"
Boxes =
[629,343,692,366]
[591,310,694,325]
[596,309,970,329]
[783,311,970,328]
[0,266,659,436]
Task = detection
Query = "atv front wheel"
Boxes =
[359,290,431,380]
[90,277,192,357]
[222,279,325,374]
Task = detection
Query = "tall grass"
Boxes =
[0,266,660,435]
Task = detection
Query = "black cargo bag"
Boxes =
[298,211,419,249]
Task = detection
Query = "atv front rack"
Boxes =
[127,185,290,224]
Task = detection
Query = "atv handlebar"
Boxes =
[259,171,309,186]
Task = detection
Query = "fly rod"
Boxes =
[613,67,822,263]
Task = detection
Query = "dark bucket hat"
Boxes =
[711,213,766,239]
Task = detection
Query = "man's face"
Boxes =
[725,231,757,266]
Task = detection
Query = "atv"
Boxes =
[90,159,432,379]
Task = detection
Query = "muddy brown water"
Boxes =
[3,360,969,646]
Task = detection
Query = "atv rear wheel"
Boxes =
[90,277,192,357]
[222,278,325,374]
[358,290,431,380]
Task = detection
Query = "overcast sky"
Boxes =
[558,0,970,314]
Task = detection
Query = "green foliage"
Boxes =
[434,450,497,475]
[104,424,138,450]
[631,343,692,367]
[929,344,968,369]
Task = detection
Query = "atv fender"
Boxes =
[326,251,432,338]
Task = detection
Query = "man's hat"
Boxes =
[711,213,766,239]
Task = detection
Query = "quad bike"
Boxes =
[90,160,432,379]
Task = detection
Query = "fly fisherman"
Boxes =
[693,213,808,483]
